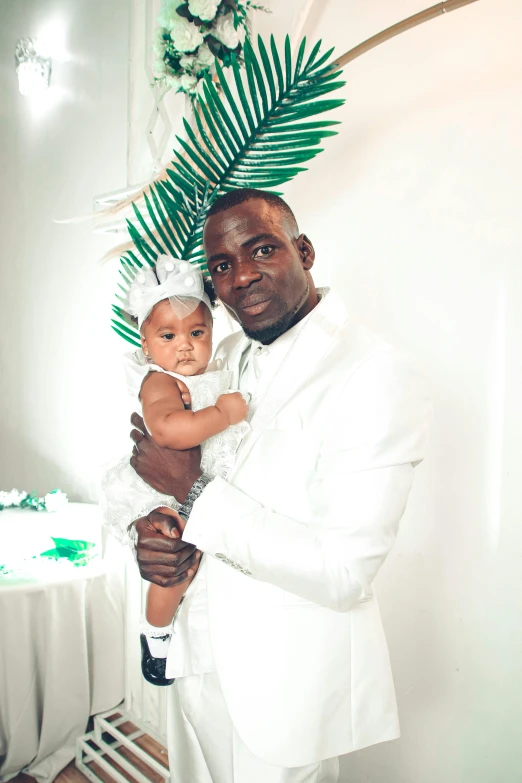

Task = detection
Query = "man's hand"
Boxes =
[174,378,192,409]
[130,412,202,503]
[135,510,201,587]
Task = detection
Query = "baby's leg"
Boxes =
[146,581,188,626]
[140,506,198,685]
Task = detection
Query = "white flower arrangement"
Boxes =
[153,0,267,98]
[0,489,28,508]
[0,488,68,513]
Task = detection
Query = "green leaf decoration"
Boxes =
[40,538,97,566]
[112,35,345,345]
[50,538,96,552]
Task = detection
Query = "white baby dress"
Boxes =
[101,350,249,550]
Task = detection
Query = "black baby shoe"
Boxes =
[140,633,174,687]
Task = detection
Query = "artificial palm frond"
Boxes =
[112,33,345,347]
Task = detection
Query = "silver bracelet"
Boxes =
[178,473,214,520]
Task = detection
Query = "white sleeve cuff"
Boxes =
[181,477,256,576]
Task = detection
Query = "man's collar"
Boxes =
[246,287,330,353]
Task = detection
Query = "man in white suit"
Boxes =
[129,188,432,782]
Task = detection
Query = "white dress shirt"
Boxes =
[239,302,319,421]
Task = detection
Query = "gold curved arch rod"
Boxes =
[330,0,480,70]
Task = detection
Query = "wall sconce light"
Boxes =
[15,38,52,97]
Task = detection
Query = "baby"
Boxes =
[103,255,248,686]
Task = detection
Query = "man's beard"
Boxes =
[242,285,309,344]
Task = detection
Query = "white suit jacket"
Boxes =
[182,291,432,767]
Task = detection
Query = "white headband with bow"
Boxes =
[126,255,211,328]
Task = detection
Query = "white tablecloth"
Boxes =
[0,504,125,783]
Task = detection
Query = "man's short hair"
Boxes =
[205,188,298,233]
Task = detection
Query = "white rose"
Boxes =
[188,0,220,22]
[195,42,214,67]
[180,73,198,91]
[212,15,239,50]
[180,53,196,69]
[166,74,182,90]
[170,18,204,53]
[44,489,68,513]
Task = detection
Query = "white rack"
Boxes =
[76,707,169,783]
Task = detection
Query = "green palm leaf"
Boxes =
[112,34,345,345]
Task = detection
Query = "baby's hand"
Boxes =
[216,392,249,425]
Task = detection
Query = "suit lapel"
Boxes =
[230,291,349,473]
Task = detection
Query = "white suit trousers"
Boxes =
[167,672,340,783]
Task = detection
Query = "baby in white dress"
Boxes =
[102,255,248,686]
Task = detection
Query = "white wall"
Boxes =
[0,0,131,500]
[254,1,522,781]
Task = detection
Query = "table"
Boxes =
[0,504,125,783]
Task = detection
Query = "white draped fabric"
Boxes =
[0,505,125,783]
